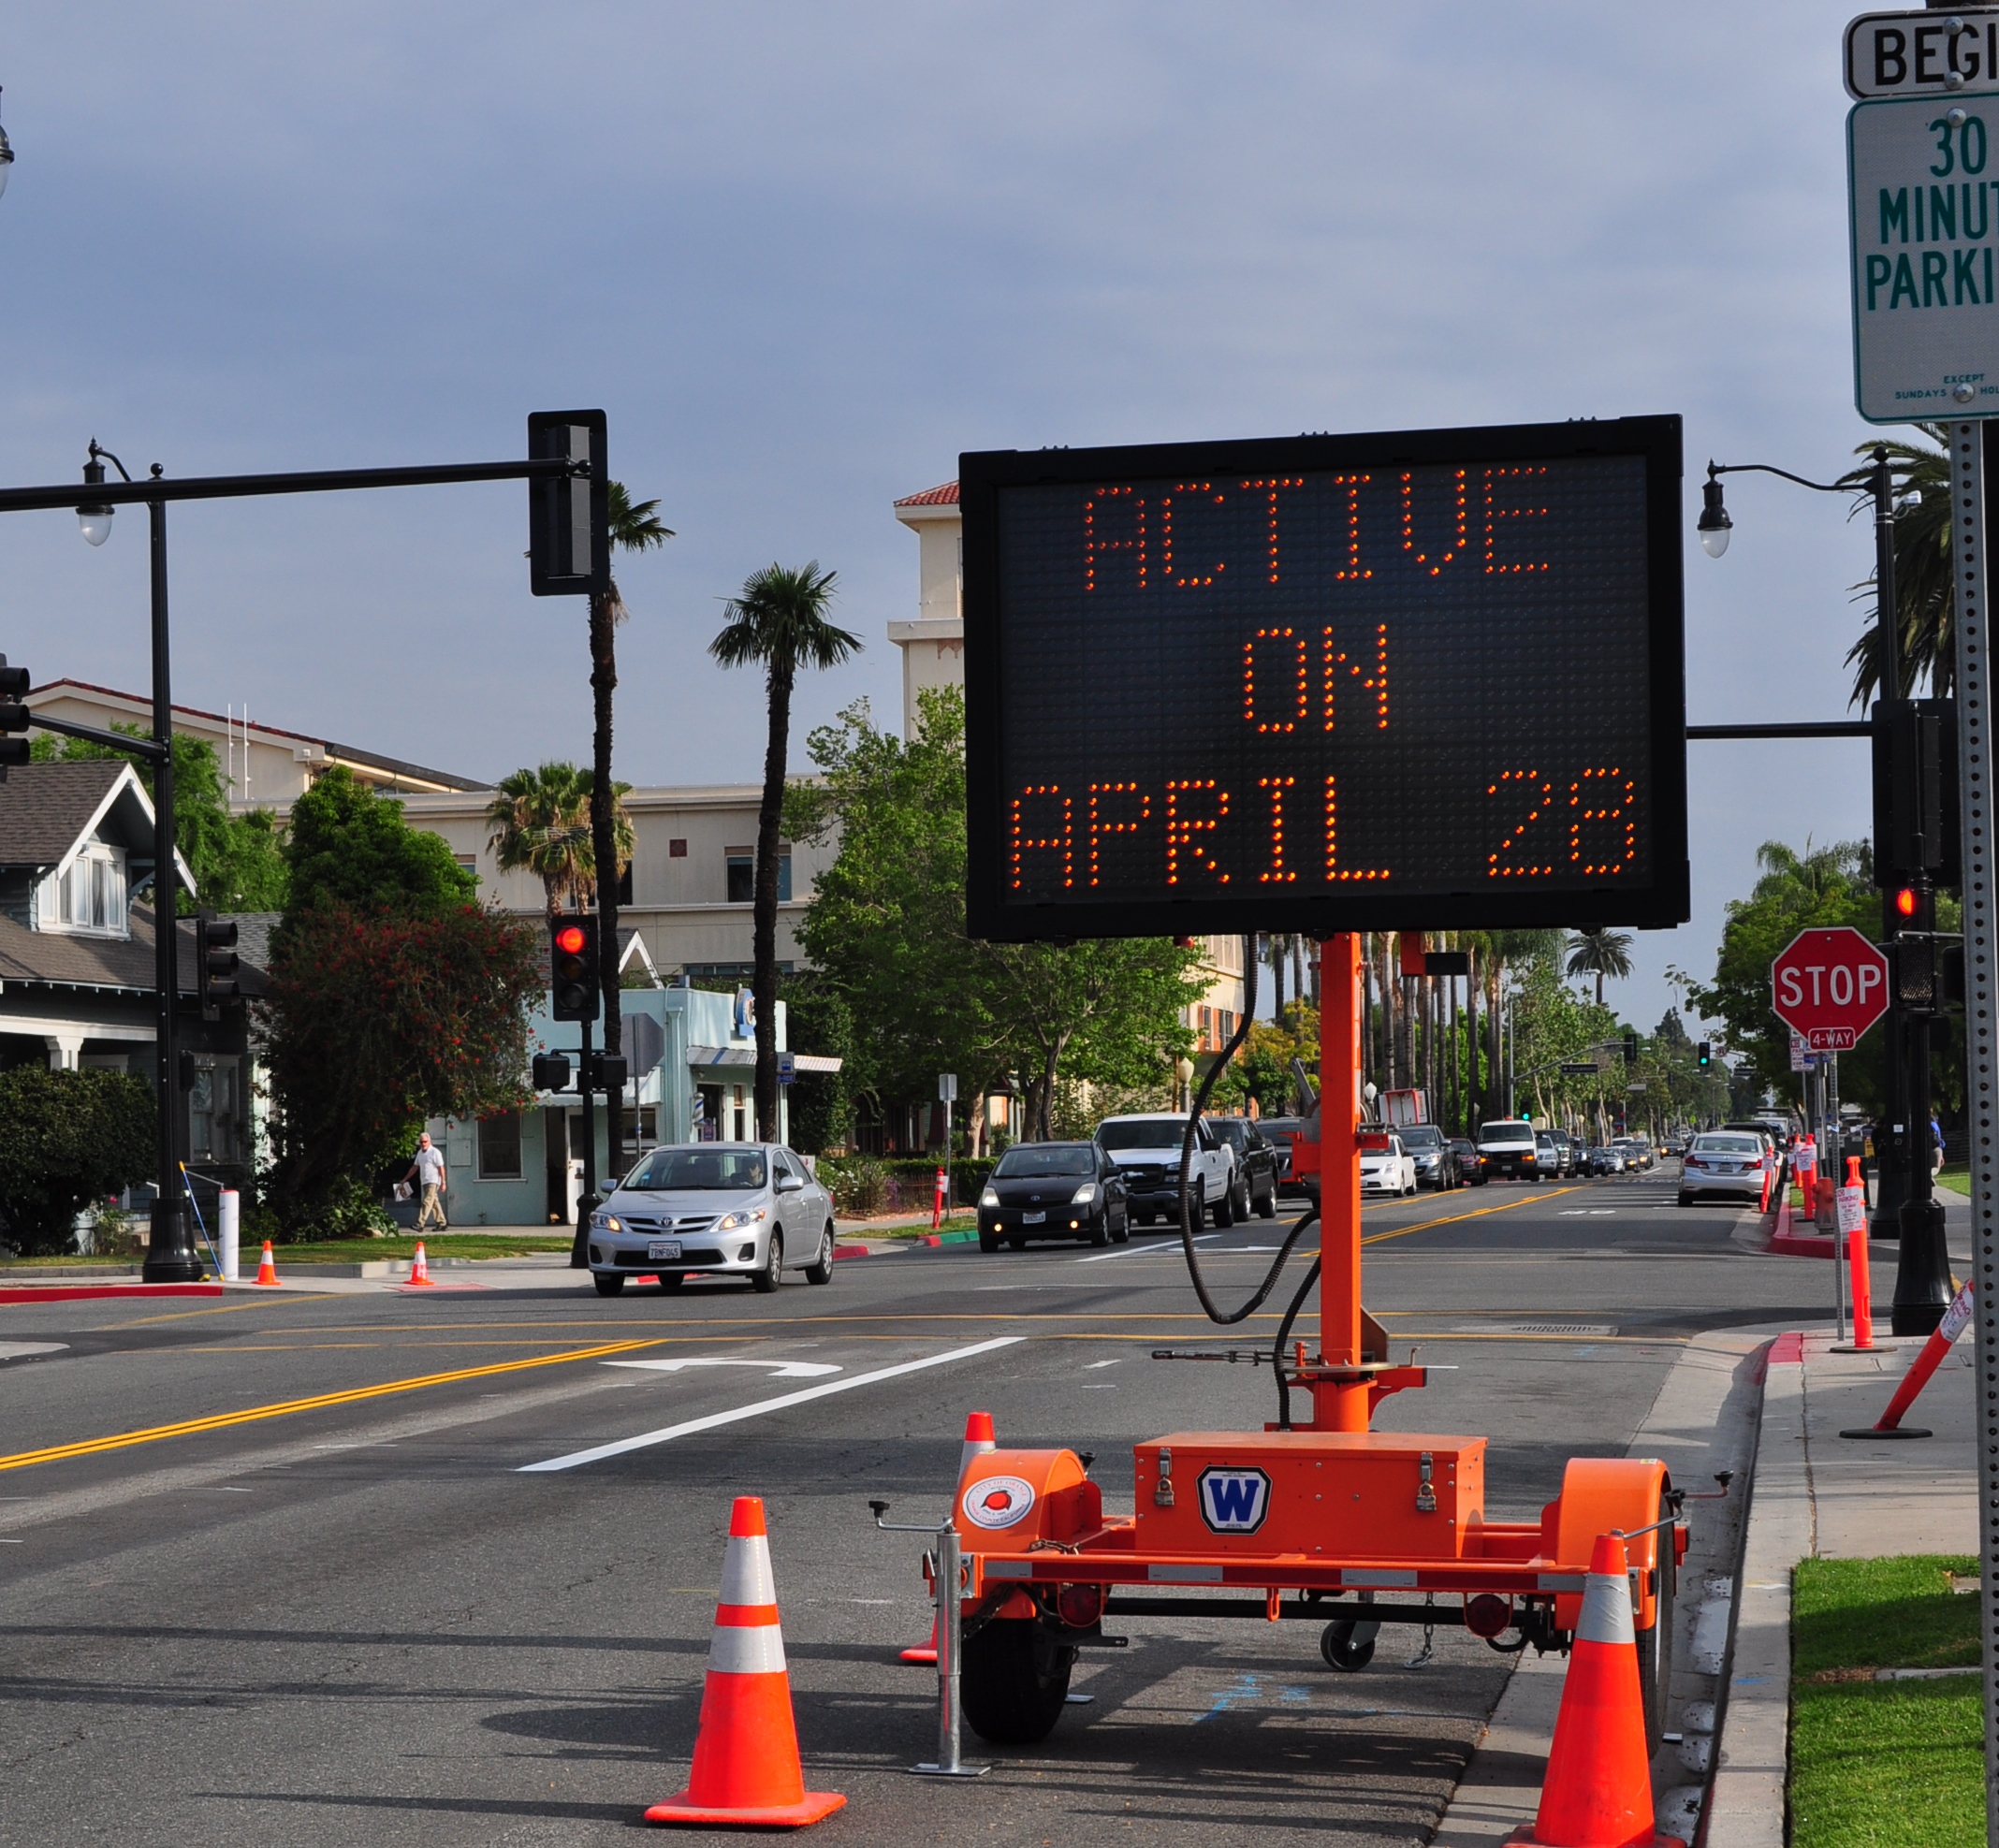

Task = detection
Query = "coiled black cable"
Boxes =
[1175,937,1317,1324]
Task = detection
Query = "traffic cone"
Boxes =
[407,1241,435,1287]
[1507,1531,1682,1847]
[254,1240,280,1287]
[645,1496,844,1829]
[900,1411,998,1664]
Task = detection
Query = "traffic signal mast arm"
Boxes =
[15,707,168,763]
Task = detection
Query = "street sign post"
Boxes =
[1772,926,1891,1052]
[1846,12,1999,101]
[1849,92,1999,421]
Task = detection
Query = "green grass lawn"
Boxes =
[1790,1555,1985,1847]
[257,1233,574,1263]
[1937,1165,1970,1196]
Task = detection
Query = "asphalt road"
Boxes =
[0,1169,1836,1845]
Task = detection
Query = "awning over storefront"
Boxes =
[686,1046,842,1072]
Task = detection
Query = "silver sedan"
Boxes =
[587,1142,838,1296]
[1675,1132,1772,1207]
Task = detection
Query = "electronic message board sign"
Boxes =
[962,416,1686,941]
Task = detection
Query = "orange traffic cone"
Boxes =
[254,1241,280,1287]
[1508,1531,1683,1847]
[646,1496,844,1829]
[900,1410,998,1665]
[407,1241,435,1287]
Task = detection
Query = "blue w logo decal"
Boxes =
[1197,1467,1271,1534]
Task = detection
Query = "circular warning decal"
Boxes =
[962,1475,1037,1530]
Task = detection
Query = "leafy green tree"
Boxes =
[0,1066,155,1256]
[1689,838,1899,1112]
[590,482,674,1072]
[486,762,632,922]
[284,765,476,918]
[1565,928,1634,1007]
[31,727,288,911]
[780,979,854,1154]
[262,904,542,1234]
[710,562,864,1140]
[795,689,1200,1142]
[1836,424,1950,705]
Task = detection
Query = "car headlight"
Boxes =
[715,1207,767,1232]
[591,1214,621,1232]
[980,1188,1000,1208]
[1070,1184,1097,1204]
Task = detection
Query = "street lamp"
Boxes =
[77,441,127,546]
[1697,445,1953,1331]
[0,88,16,202]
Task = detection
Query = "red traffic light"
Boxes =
[1894,887,1919,919]
[554,924,588,954]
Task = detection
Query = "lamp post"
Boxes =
[72,442,202,1279]
[1698,450,1954,1332]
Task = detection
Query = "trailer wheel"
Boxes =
[1320,1619,1378,1671]
[961,1618,1075,1744]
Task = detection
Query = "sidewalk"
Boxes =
[1706,1322,1979,1845]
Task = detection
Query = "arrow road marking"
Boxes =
[602,1357,842,1379]
[520,1335,1026,1473]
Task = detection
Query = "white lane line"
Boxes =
[1074,1236,1218,1265]
[0,1342,68,1362]
[520,1335,1027,1473]
[1084,1359,1121,1370]
[602,1357,841,1379]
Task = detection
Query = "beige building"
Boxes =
[887,478,1247,1043]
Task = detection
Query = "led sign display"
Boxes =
[962,417,1686,940]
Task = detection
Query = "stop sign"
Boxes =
[1770,926,1890,1051]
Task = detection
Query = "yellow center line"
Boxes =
[1361,1186,1584,1244]
[88,1297,314,1330]
[0,1336,664,1474]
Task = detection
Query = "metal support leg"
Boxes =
[871,1502,989,1778]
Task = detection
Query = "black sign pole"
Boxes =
[141,498,199,1282]
[572,1015,598,1267]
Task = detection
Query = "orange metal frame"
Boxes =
[947,937,1683,1640]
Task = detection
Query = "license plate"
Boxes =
[649,1240,681,1260]
[1022,1211,1045,1224]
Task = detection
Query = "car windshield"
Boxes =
[1400,1127,1444,1149]
[1208,1121,1253,1148]
[994,1144,1096,1178]
[1098,1121,1188,1150]
[1693,1135,1760,1156]
[1479,1123,1534,1144]
[625,1148,767,1190]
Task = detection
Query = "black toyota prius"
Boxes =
[977,1142,1131,1250]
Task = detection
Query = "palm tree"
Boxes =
[710,562,863,1138]
[1565,928,1635,1007]
[1836,424,1951,705]
[487,763,595,920]
[590,482,674,1088]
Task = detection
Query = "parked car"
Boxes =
[588,1142,835,1295]
[1545,1129,1578,1177]
[978,1142,1129,1250]
[1536,1132,1564,1178]
[1450,1136,1488,1185]
[1360,1131,1418,1197]
[1207,1117,1280,1218]
[1478,1118,1541,1181]
[1678,1130,1772,1206]
[1260,1116,1314,1197]
[1096,1113,1238,1227]
[1399,1123,1460,1190]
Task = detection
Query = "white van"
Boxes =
[1476,1119,1541,1182]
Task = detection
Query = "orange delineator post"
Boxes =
[1313,934,1371,1433]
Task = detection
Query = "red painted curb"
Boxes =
[831,1244,870,1259]
[1768,1331,1806,1364]
[0,1283,225,1304]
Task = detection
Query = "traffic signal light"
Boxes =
[1622,1032,1640,1067]
[1874,697,1959,889]
[550,916,600,1021]
[197,912,239,1021]
[1697,1040,1710,1070]
[0,654,30,783]
[532,1051,573,1092]
[527,411,609,599]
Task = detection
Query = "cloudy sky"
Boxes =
[0,5,1894,1031]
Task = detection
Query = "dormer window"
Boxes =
[39,845,128,937]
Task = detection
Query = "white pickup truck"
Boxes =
[1094,1113,1239,1228]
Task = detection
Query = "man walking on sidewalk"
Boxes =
[405,1132,448,1232]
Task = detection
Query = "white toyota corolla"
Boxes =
[1359,1131,1419,1198]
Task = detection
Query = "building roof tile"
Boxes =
[0,761,130,867]
[893,481,960,507]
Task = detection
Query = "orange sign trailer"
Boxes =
[935,936,1685,1746]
